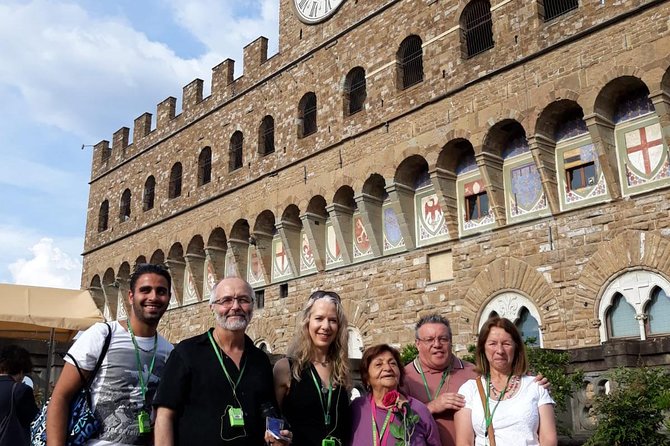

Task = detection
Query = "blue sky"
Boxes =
[0,0,279,288]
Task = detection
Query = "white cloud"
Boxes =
[167,0,280,76]
[0,0,208,140]
[8,238,82,289]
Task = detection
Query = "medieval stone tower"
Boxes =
[83,1,670,423]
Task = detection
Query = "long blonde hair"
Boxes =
[286,291,351,389]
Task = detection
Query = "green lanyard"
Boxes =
[207,331,247,396]
[127,320,158,402]
[309,367,333,425]
[414,358,450,402]
[370,397,393,446]
[483,374,512,434]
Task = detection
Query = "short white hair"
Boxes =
[209,277,255,304]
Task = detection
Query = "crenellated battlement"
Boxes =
[90,32,276,178]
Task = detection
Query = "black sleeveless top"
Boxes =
[281,362,351,446]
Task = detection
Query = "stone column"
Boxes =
[528,134,561,215]
[354,193,383,257]
[276,220,302,278]
[430,167,459,237]
[300,212,326,272]
[385,182,416,251]
[475,150,506,227]
[584,112,621,200]
[325,203,354,264]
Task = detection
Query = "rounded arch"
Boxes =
[230,219,251,241]
[593,75,650,122]
[168,162,183,199]
[143,175,156,211]
[437,138,476,173]
[478,291,544,346]
[229,131,244,171]
[254,210,276,235]
[187,235,205,255]
[482,119,528,158]
[197,146,212,186]
[135,255,147,267]
[281,204,302,226]
[332,185,356,209]
[396,34,424,90]
[298,92,317,138]
[394,155,429,189]
[168,243,184,260]
[98,200,109,232]
[306,195,328,217]
[361,173,387,200]
[534,99,586,142]
[117,262,131,280]
[464,257,556,339]
[662,64,670,94]
[580,231,670,315]
[343,66,367,116]
[149,249,165,265]
[207,227,227,249]
[597,270,670,342]
[119,188,131,222]
[88,274,105,313]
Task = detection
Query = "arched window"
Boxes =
[98,200,109,232]
[344,67,367,116]
[198,147,212,186]
[646,287,670,336]
[540,0,578,21]
[517,308,540,346]
[397,36,423,90]
[479,292,543,346]
[258,116,275,156]
[143,176,155,211]
[598,270,670,341]
[299,92,317,138]
[119,189,131,222]
[606,294,639,339]
[168,162,182,199]
[229,131,244,171]
[461,0,494,58]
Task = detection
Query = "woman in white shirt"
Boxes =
[454,317,557,446]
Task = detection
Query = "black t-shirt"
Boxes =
[153,330,276,446]
[0,376,38,446]
[281,362,351,446]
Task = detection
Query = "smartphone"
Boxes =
[266,417,290,441]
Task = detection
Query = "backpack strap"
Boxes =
[65,322,113,388]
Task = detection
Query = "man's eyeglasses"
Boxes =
[416,336,450,345]
[212,297,253,308]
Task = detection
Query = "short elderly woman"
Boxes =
[351,344,440,446]
[454,317,557,446]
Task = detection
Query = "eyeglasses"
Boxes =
[212,297,253,308]
[308,290,341,302]
[416,336,451,345]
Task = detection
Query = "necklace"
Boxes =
[489,375,520,399]
[313,359,330,366]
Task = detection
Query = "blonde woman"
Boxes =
[273,291,352,446]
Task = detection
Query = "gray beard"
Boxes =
[216,312,251,331]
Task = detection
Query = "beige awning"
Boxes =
[0,283,105,342]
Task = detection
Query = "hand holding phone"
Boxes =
[266,417,291,442]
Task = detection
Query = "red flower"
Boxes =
[381,390,399,408]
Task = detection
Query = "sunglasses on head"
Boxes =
[308,290,341,302]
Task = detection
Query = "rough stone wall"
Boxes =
[82,0,670,352]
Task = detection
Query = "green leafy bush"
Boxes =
[399,343,418,365]
[584,367,670,446]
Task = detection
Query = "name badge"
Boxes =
[228,407,245,427]
[138,410,151,434]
